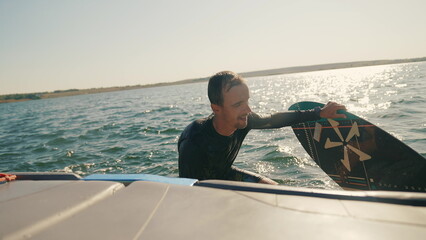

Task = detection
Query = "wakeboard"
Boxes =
[289,101,426,192]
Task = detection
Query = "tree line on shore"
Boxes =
[0,93,42,101]
[0,89,79,101]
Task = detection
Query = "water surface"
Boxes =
[1,62,425,189]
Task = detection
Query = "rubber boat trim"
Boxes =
[196,180,426,207]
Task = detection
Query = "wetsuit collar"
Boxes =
[211,114,237,137]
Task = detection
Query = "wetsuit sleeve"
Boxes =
[248,109,320,129]
[178,135,216,180]
[178,138,204,180]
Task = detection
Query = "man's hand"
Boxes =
[320,101,347,119]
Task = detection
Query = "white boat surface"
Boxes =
[1,172,426,240]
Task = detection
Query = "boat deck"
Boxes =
[1,173,426,239]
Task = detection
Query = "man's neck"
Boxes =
[212,116,236,136]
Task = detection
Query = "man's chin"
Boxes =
[236,120,248,129]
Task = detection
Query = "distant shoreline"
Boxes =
[1,57,425,104]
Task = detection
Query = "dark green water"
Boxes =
[1,62,425,189]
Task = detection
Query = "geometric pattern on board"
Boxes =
[316,119,371,172]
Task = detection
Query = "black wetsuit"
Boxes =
[178,110,320,181]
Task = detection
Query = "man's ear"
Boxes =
[211,104,221,114]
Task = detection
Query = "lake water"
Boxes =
[1,62,425,189]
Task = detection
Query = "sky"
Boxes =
[1,0,426,95]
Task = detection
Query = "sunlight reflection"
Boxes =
[248,63,413,116]
[254,161,275,174]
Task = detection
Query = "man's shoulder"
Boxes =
[180,116,211,142]
[183,119,206,135]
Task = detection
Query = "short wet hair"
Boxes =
[208,71,245,106]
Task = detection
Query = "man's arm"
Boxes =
[248,111,319,129]
[249,101,346,129]
[178,139,203,179]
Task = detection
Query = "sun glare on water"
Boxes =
[249,64,416,118]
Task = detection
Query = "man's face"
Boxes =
[218,83,252,129]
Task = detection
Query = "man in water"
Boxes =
[178,71,346,184]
